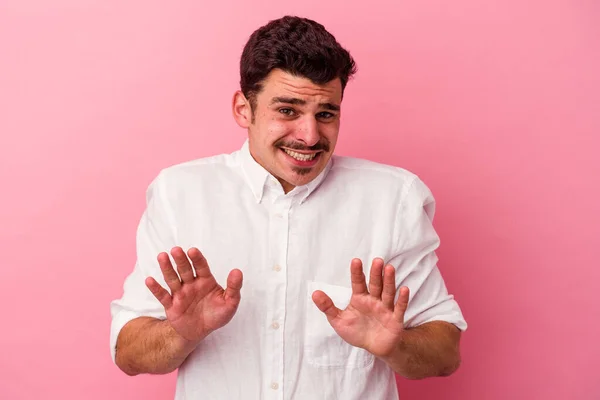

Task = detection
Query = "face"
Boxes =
[233,69,343,193]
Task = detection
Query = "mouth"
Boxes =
[280,147,322,167]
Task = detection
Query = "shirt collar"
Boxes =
[239,139,333,204]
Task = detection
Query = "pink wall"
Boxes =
[1,1,598,399]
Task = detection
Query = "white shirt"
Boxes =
[110,139,467,400]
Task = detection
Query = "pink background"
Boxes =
[1,1,599,399]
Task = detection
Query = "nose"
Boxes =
[294,116,320,147]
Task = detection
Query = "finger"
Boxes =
[145,276,173,309]
[368,258,385,299]
[157,252,182,293]
[312,290,342,320]
[350,258,368,295]
[393,286,410,323]
[224,269,243,303]
[171,247,195,284]
[381,264,397,310]
[188,247,212,279]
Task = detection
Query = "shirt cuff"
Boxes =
[109,309,147,364]
[405,297,468,332]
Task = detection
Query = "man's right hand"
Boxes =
[145,246,244,345]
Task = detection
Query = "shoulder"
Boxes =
[163,150,240,178]
[330,155,431,200]
[144,149,243,197]
[158,149,240,181]
[328,155,436,212]
[331,155,417,180]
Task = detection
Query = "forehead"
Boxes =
[257,69,342,104]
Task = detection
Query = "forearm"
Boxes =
[381,321,462,379]
[115,317,199,376]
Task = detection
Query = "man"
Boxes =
[110,15,467,399]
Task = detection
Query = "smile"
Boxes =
[282,149,318,161]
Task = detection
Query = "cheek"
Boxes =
[267,120,293,140]
[253,114,286,140]
[322,123,340,141]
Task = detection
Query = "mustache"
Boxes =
[274,139,330,152]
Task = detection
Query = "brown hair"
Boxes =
[240,16,357,111]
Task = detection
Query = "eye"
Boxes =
[317,112,335,120]
[279,108,296,117]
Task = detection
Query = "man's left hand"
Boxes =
[312,258,410,358]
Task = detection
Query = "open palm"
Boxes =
[145,247,243,343]
[312,258,409,358]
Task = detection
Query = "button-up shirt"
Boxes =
[110,139,467,400]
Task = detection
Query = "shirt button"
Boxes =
[273,265,281,272]
[271,382,279,390]
[274,212,283,218]
[271,322,280,330]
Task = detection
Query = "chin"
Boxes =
[291,172,319,186]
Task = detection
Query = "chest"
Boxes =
[172,189,398,293]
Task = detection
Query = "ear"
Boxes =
[232,91,252,128]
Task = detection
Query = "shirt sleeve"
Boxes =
[389,176,467,331]
[109,171,178,363]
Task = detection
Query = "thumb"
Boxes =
[224,268,243,303]
[312,290,341,320]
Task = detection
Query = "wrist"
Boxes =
[378,330,412,374]
[162,320,201,356]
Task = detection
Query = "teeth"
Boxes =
[283,149,317,161]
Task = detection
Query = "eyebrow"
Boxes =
[270,97,340,111]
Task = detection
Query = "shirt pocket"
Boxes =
[305,280,375,368]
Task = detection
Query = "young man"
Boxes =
[110,15,467,399]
